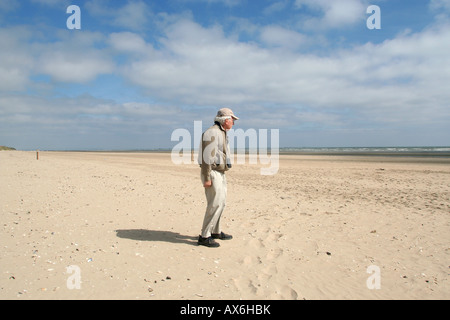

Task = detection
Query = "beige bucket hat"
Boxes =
[216,108,239,120]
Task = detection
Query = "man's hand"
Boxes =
[203,180,212,188]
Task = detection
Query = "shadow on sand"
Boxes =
[115,229,198,246]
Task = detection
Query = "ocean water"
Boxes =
[278,146,450,156]
[48,146,450,158]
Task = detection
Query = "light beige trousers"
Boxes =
[201,170,227,238]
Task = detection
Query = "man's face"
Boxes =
[222,118,234,131]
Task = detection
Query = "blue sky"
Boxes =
[1,0,449,150]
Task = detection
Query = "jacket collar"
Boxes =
[214,121,227,133]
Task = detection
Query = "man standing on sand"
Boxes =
[197,108,239,248]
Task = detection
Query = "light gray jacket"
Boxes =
[198,123,231,182]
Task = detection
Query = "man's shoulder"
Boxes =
[210,123,221,130]
[202,124,225,143]
[204,124,221,134]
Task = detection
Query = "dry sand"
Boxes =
[0,151,449,300]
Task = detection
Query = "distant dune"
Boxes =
[0,146,16,151]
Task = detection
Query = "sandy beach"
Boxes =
[0,151,449,300]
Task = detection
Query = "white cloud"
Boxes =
[0,0,20,12]
[123,20,275,104]
[36,32,114,83]
[0,26,114,86]
[85,0,153,31]
[108,32,155,56]
[113,1,152,30]
[263,1,290,15]
[0,27,34,91]
[294,0,366,29]
[0,93,186,149]
[260,25,306,50]
[430,0,450,23]
[430,0,450,12]
[116,16,450,135]
[179,0,242,7]
[38,51,113,83]
[30,0,71,7]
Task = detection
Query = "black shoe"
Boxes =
[211,232,233,240]
[198,236,220,248]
